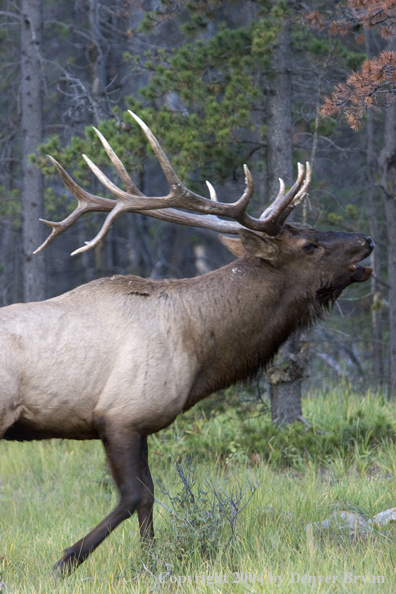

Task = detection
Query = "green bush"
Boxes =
[150,383,396,469]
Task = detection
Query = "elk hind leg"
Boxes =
[54,426,142,574]
[137,436,155,541]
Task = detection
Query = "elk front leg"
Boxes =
[54,428,143,575]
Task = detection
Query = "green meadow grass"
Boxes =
[1,385,396,593]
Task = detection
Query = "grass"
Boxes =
[1,384,396,592]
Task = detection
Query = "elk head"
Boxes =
[221,225,373,309]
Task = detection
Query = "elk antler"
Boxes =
[34,112,311,255]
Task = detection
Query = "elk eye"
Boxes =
[303,242,317,254]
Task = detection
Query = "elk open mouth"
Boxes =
[349,263,373,282]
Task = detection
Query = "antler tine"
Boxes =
[33,157,116,254]
[48,156,115,211]
[33,219,70,255]
[127,111,254,217]
[127,110,182,194]
[259,177,285,221]
[206,181,218,202]
[296,161,311,202]
[82,154,177,211]
[92,128,144,196]
[243,164,254,195]
[275,177,286,201]
[259,163,305,223]
[292,161,311,205]
[237,165,254,212]
[223,163,308,236]
[278,162,312,225]
[71,201,129,256]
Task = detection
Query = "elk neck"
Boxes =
[177,254,320,410]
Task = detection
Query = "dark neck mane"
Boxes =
[179,257,323,409]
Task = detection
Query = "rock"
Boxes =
[306,511,373,549]
[371,507,396,528]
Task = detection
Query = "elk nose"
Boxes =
[365,235,375,251]
[359,234,374,256]
[355,234,374,255]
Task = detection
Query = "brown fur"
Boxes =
[0,224,373,573]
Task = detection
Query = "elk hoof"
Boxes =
[53,549,79,576]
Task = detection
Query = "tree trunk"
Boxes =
[266,334,308,423]
[385,198,396,396]
[365,31,383,384]
[379,35,396,398]
[21,0,45,302]
[266,21,293,200]
[88,0,108,124]
[265,17,306,423]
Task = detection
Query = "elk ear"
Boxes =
[238,229,282,268]
[218,234,247,257]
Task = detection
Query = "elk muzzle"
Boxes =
[348,234,374,282]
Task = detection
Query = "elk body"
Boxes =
[0,113,373,573]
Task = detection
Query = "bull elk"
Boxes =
[0,112,373,573]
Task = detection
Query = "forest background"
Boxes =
[0,0,394,412]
